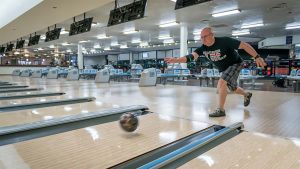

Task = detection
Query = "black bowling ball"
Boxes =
[119,112,139,132]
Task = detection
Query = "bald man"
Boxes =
[165,27,267,117]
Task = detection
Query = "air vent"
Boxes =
[270,3,287,11]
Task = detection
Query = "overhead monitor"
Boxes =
[69,17,93,36]
[108,0,147,27]
[28,35,41,46]
[6,44,14,52]
[45,28,62,42]
[16,40,25,49]
[0,47,5,53]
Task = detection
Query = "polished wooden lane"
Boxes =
[0,113,211,169]
[0,75,300,138]
[0,99,122,128]
[0,94,78,106]
[179,131,300,169]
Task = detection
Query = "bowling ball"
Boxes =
[119,112,139,132]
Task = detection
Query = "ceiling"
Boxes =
[0,0,114,45]
[1,0,300,57]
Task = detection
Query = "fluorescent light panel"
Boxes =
[241,23,264,29]
[0,0,43,29]
[111,42,120,46]
[93,44,101,48]
[79,40,88,43]
[40,35,46,40]
[194,36,200,40]
[123,30,139,34]
[193,30,202,35]
[132,39,141,43]
[140,42,149,47]
[158,35,172,40]
[163,39,174,43]
[285,24,300,30]
[97,34,110,39]
[159,21,179,28]
[120,45,128,48]
[232,29,250,36]
[61,42,70,46]
[212,9,240,17]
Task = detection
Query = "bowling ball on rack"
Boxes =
[119,112,139,132]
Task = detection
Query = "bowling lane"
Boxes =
[0,83,146,128]
[179,132,300,169]
[0,94,82,106]
[0,91,57,97]
[0,99,119,128]
[0,113,211,169]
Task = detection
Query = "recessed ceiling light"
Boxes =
[232,29,250,36]
[212,9,241,17]
[97,34,110,39]
[60,28,69,35]
[241,23,264,29]
[285,23,300,30]
[93,44,101,49]
[163,39,174,44]
[159,21,179,28]
[79,40,88,43]
[40,35,46,40]
[123,30,139,34]
[158,35,172,40]
[132,39,141,43]
[104,47,111,51]
[120,45,128,49]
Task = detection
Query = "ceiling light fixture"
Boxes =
[212,9,240,17]
[92,22,99,27]
[120,45,128,49]
[40,34,46,40]
[285,24,300,30]
[232,29,250,36]
[241,23,264,29]
[123,30,139,34]
[194,36,200,40]
[193,30,202,35]
[159,21,179,28]
[111,42,120,46]
[97,34,110,39]
[163,39,174,44]
[104,47,111,51]
[60,28,69,35]
[158,35,172,40]
[132,39,141,43]
[93,44,101,49]
[61,42,70,46]
[79,40,88,43]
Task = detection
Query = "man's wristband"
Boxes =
[254,55,261,60]
[185,54,194,62]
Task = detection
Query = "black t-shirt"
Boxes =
[194,37,242,72]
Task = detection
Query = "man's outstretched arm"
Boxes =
[239,42,267,67]
[164,52,200,63]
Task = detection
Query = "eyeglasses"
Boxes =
[201,33,212,39]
